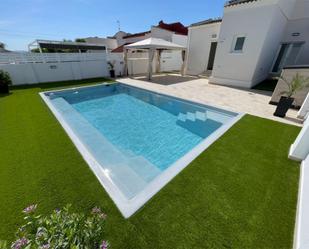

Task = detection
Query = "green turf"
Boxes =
[0,79,301,248]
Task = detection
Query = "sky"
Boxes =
[0,0,226,51]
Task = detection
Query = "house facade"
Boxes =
[186,0,309,88]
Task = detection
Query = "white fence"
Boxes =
[0,52,124,85]
[0,51,182,85]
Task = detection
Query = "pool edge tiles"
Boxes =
[40,82,244,218]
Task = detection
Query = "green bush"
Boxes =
[3,204,109,249]
[0,70,12,86]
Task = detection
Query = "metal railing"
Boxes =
[0,52,107,64]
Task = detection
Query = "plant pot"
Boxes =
[273,96,294,118]
[109,70,115,78]
[0,84,9,94]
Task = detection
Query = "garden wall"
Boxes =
[0,52,124,85]
[270,66,309,108]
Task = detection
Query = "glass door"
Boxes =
[271,42,303,74]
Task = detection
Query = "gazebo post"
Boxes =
[123,48,128,77]
[147,48,155,81]
[180,49,186,76]
[156,50,162,74]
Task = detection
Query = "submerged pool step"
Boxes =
[127,156,161,182]
[105,162,148,200]
[195,111,207,121]
[177,111,223,138]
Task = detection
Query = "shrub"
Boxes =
[280,72,309,98]
[0,70,12,86]
[2,204,109,249]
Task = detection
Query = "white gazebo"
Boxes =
[123,38,187,81]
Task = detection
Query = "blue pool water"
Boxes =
[45,83,236,200]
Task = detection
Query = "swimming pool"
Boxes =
[41,82,243,217]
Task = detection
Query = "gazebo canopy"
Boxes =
[124,37,186,50]
[123,38,186,80]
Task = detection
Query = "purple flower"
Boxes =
[100,240,109,249]
[11,237,28,249]
[42,244,50,249]
[91,207,101,214]
[55,208,61,213]
[22,204,37,214]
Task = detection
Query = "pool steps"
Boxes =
[176,111,228,138]
[52,97,161,199]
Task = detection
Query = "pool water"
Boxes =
[73,93,203,170]
[43,83,239,211]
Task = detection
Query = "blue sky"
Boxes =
[0,0,226,51]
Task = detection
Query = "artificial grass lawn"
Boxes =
[0,79,301,248]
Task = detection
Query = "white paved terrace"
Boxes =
[118,75,302,127]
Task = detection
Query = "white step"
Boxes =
[177,113,187,122]
[205,110,231,124]
[186,112,196,121]
[128,156,161,182]
[195,111,207,121]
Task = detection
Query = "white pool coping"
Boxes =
[40,82,244,218]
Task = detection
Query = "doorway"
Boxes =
[272,42,303,74]
[207,42,217,71]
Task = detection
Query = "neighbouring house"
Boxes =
[83,37,118,52]
[111,21,188,74]
[186,0,309,88]
[28,39,107,53]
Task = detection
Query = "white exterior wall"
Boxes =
[293,147,309,249]
[150,26,173,41]
[160,34,187,72]
[289,116,309,161]
[186,23,221,75]
[281,0,309,66]
[209,0,293,88]
[298,93,309,119]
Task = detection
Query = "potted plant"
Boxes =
[107,61,115,78]
[0,70,12,94]
[274,72,309,117]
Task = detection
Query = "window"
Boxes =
[232,36,246,52]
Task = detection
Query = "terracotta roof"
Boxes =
[157,21,188,35]
[111,43,132,53]
[123,31,151,39]
[190,18,222,27]
[225,0,258,7]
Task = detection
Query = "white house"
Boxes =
[185,19,222,76]
[186,0,309,88]
[111,21,188,74]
